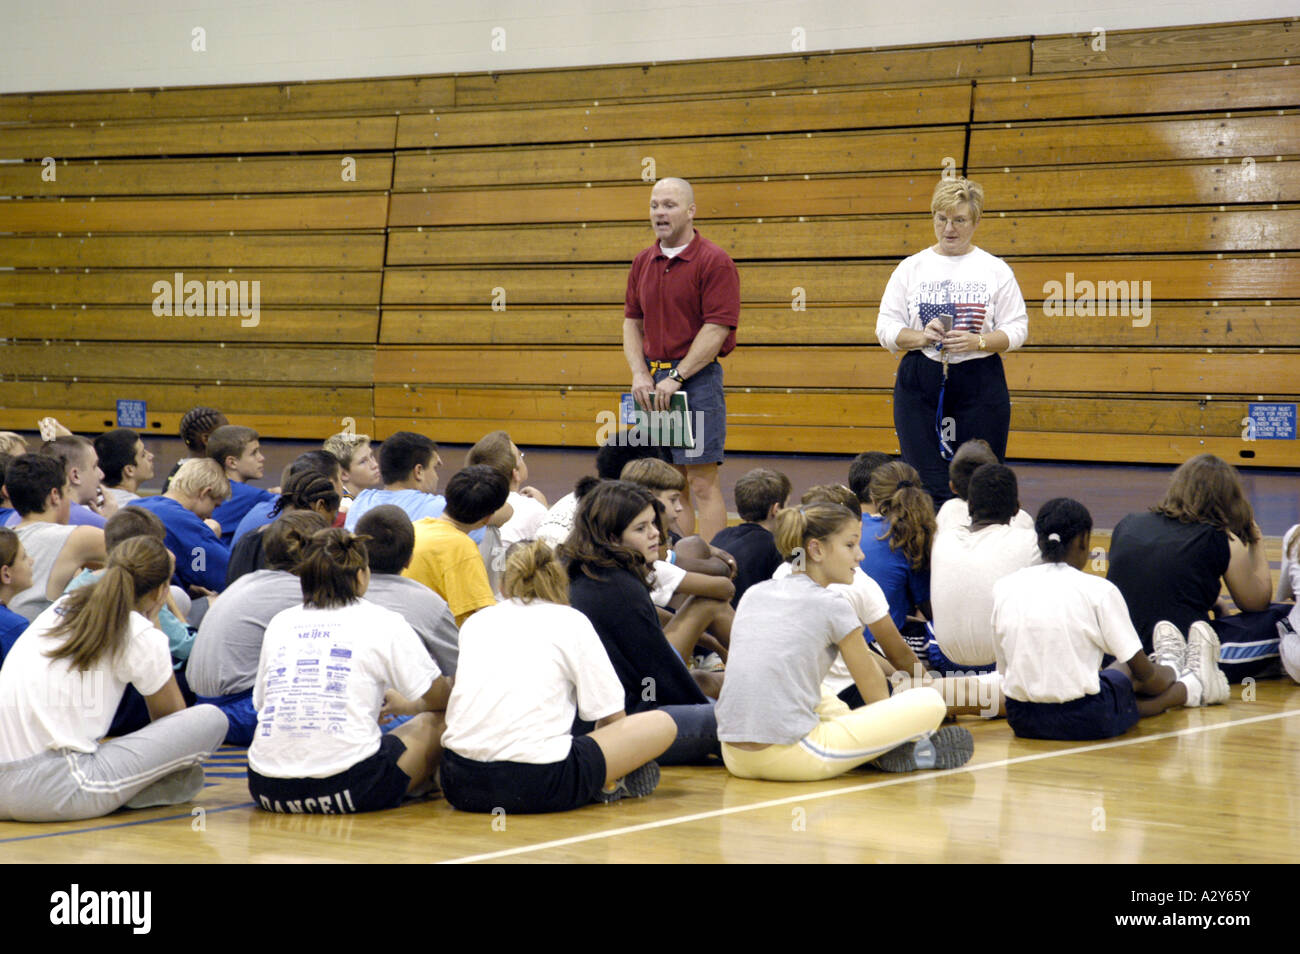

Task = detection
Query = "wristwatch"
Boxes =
[667,367,685,383]
[977,334,987,351]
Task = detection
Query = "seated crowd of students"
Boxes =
[0,412,1295,823]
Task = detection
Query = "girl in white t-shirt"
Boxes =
[992,498,1228,742]
[440,540,675,813]
[716,502,971,782]
[0,537,227,821]
[248,528,449,814]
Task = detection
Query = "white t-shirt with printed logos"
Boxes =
[931,523,1042,666]
[0,600,173,760]
[442,599,624,764]
[249,600,440,779]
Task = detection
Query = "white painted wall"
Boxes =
[1,0,1291,94]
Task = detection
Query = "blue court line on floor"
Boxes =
[205,772,248,778]
[0,801,256,844]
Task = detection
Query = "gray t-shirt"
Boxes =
[715,573,863,745]
[186,569,303,697]
[362,573,460,676]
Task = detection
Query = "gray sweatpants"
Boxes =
[0,705,229,822]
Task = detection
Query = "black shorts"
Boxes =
[248,734,411,814]
[1005,668,1140,741]
[441,734,607,815]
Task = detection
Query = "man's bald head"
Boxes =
[649,177,696,248]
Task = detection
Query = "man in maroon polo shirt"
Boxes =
[622,177,739,542]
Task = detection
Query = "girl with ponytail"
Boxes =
[991,498,1226,742]
[858,461,937,657]
[226,465,342,586]
[715,502,972,781]
[189,510,330,745]
[247,528,449,814]
[0,536,228,821]
[439,540,675,812]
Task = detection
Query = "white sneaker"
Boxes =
[1187,621,1229,705]
[1151,620,1186,671]
[691,652,725,672]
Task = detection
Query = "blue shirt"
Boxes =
[0,604,28,667]
[212,481,276,545]
[233,498,279,544]
[129,496,231,593]
[0,507,16,528]
[859,513,930,631]
[68,502,106,528]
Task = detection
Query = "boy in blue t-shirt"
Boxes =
[207,425,276,544]
[130,457,232,594]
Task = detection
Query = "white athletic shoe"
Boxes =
[1186,621,1229,706]
[1151,620,1186,671]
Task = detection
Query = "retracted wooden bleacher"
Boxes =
[2,18,1296,466]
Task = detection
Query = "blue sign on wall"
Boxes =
[116,400,147,429]
[1247,403,1296,440]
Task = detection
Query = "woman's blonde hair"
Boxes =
[501,540,569,605]
[931,177,984,222]
[774,503,858,562]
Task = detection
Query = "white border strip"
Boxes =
[440,708,1300,864]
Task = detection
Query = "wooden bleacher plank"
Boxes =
[392,128,966,189]
[0,343,376,386]
[373,386,1270,438]
[397,83,972,148]
[3,308,379,343]
[0,195,390,232]
[0,270,382,305]
[0,155,395,197]
[376,303,1298,348]
[0,381,371,421]
[386,175,941,225]
[974,64,1299,122]
[453,42,1029,106]
[381,258,1300,306]
[969,114,1299,168]
[384,209,1300,265]
[372,345,1299,394]
[0,234,386,269]
[0,77,453,123]
[0,409,376,441]
[3,116,398,159]
[1032,20,1300,74]
[975,162,1300,210]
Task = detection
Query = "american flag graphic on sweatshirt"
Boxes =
[916,279,988,333]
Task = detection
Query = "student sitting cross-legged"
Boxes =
[129,458,231,597]
[716,502,973,782]
[207,425,277,545]
[226,466,341,587]
[934,439,1034,535]
[162,406,228,493]
[993,498,1226,742]
[0,537,228,822]
[562,480,720,765]
[232,450,343,547]
[248,529,449,814]
[39,435,113,528]
[343,430,446,531]
[6,454,108,622]
[438,540,676,813]
[188,511,330,745]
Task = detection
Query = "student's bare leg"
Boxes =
[1108,660,1187,716]
[391,711,445,793]
[682,463,726,542]
[690,669,724,699]
[587,711,677,784]
[662,594,725,658]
